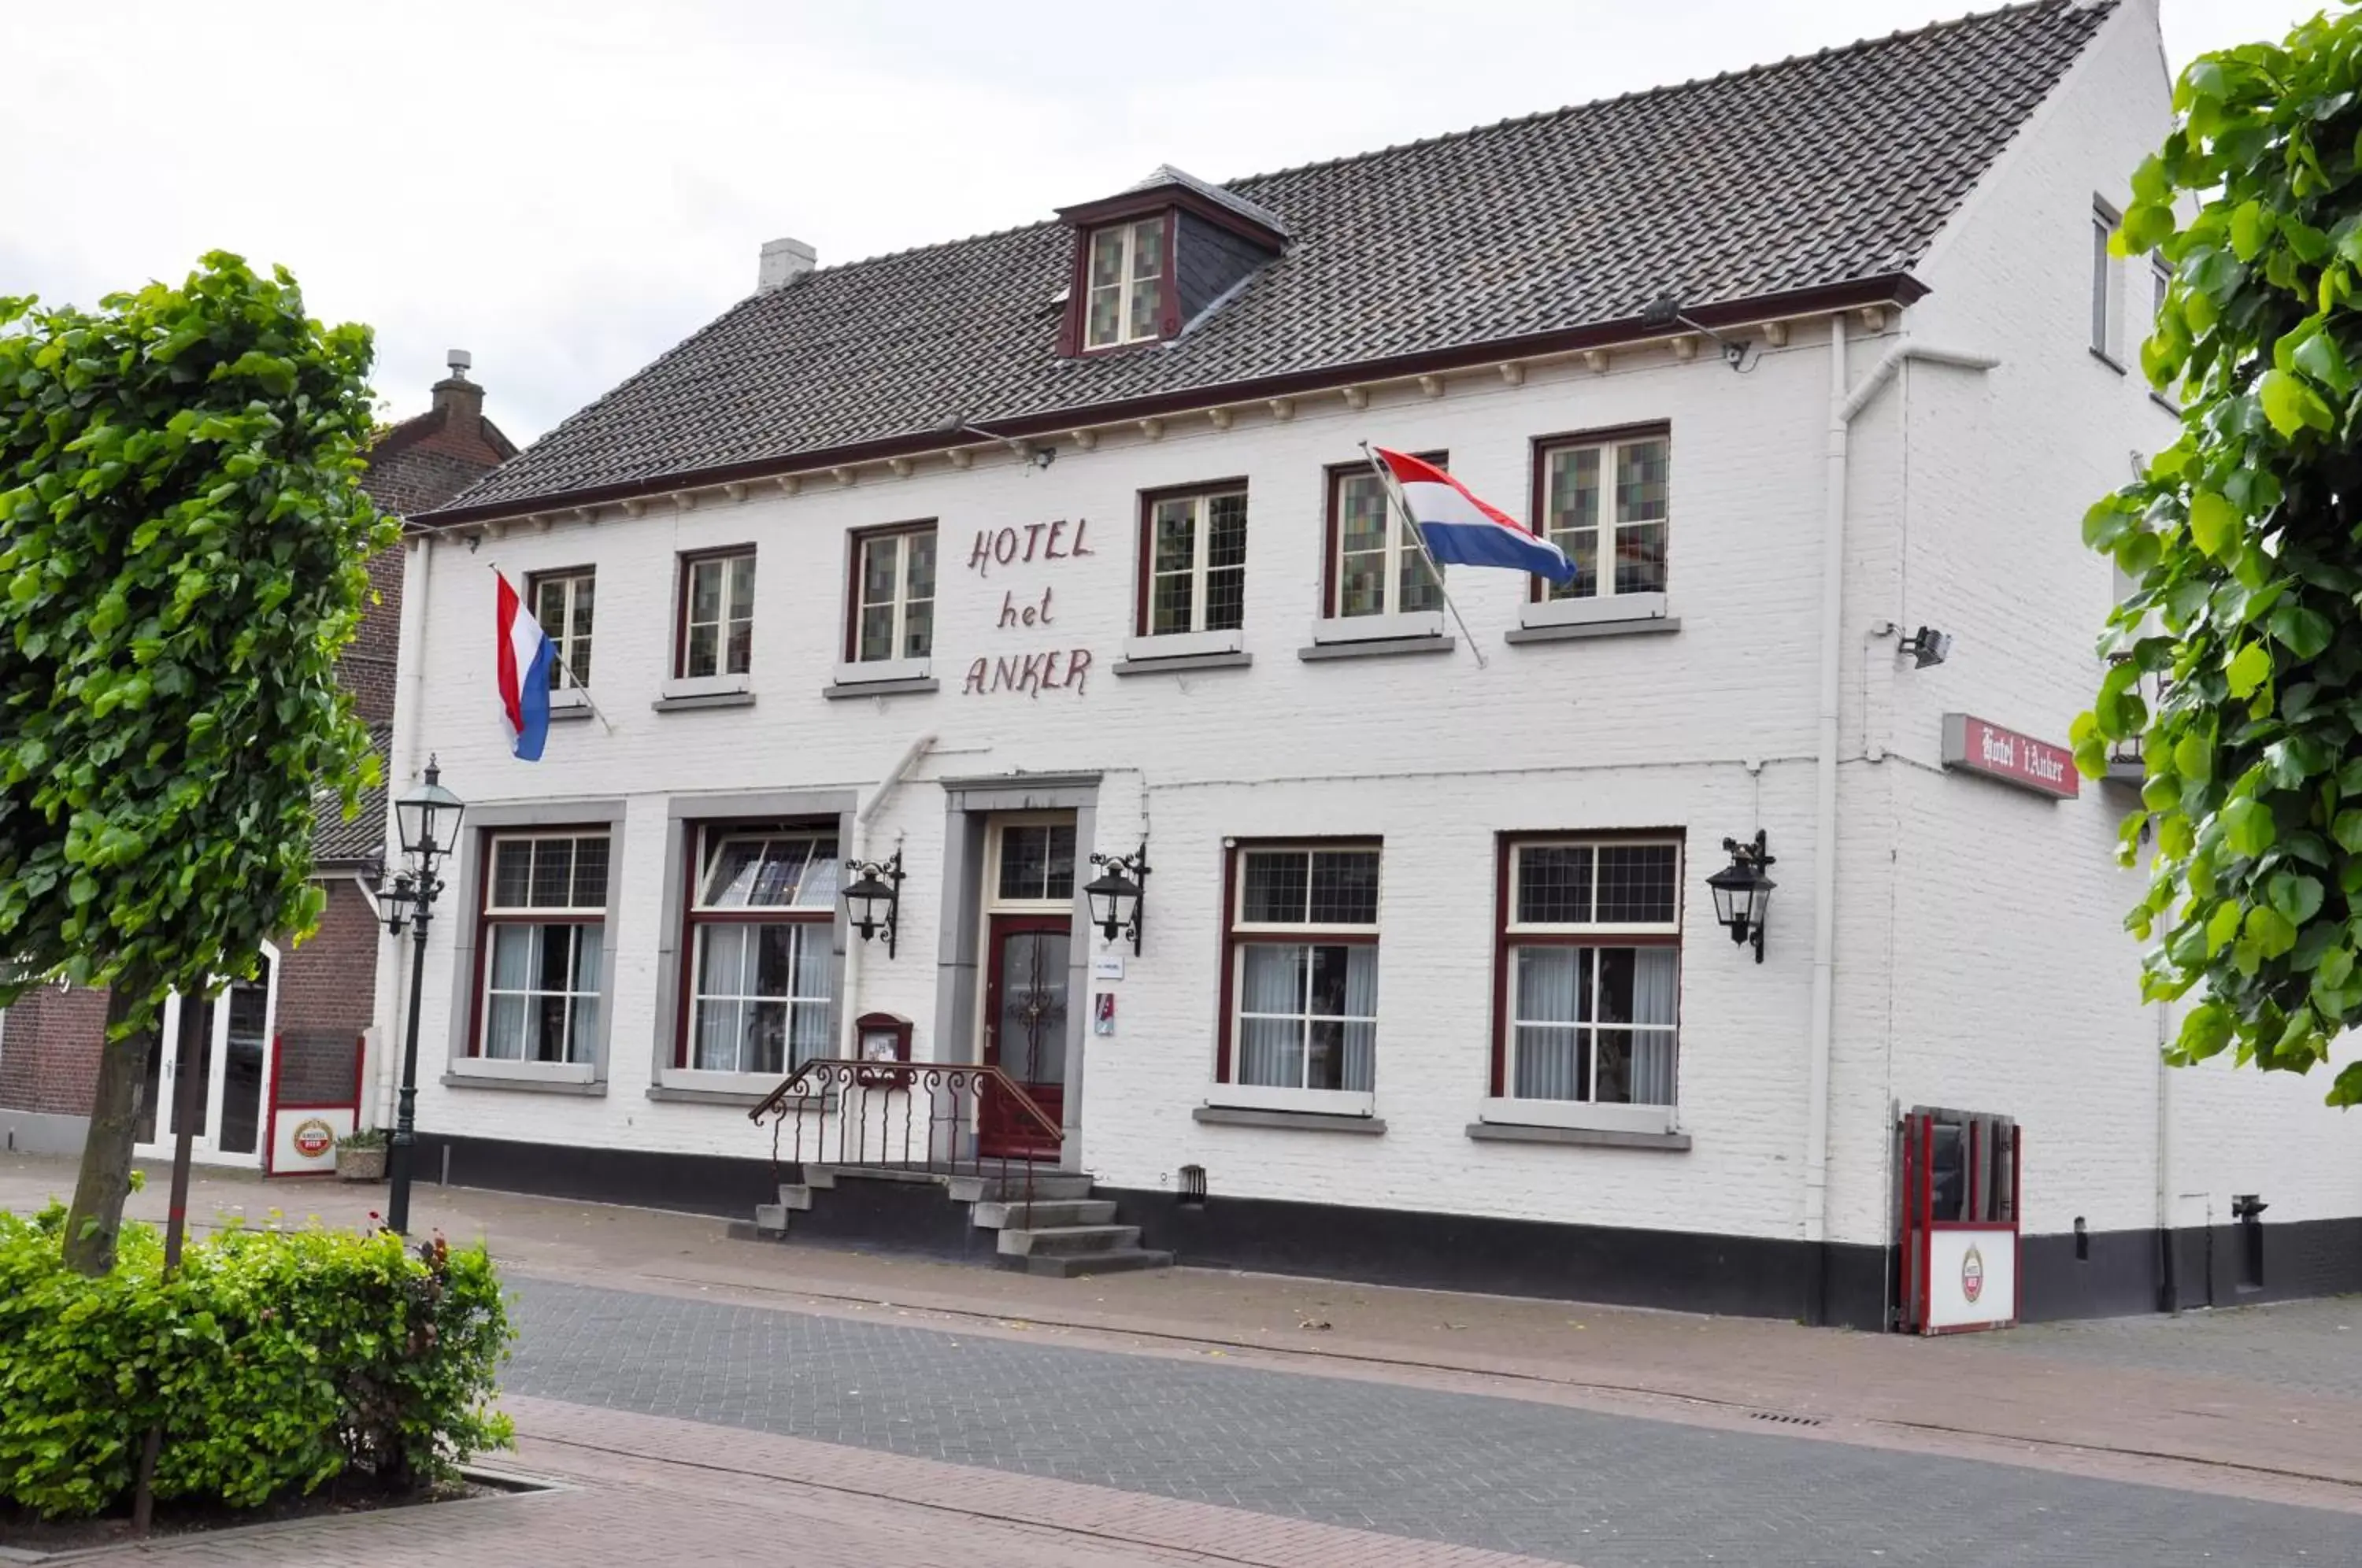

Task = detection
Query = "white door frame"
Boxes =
[136,942,280,1168]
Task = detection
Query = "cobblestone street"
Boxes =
[7,1156,2362,1566]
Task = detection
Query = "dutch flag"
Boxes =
[1372,447,1575,584]
[494,571,554,762]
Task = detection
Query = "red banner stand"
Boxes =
[1897,1108,2020,1333]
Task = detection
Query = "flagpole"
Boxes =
[1360,442,1489,671]
[487,560,617,734]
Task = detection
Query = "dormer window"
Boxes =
[1058,165,1289,359]
[1087,218,1168,350]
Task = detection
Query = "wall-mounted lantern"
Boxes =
[1085,842,1151,955]
[1706,830,1777,963]
[842,851,905,958]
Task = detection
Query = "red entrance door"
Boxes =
[980,915,1069,1159]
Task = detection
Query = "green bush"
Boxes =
[0,1206,513,1519]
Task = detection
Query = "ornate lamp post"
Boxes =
[1085,843,1151,955]
[1705,830,1777,964]
[379,756,465,1235]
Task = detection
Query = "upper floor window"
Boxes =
[1496,836,1681,1107]
[476,830,609,1064]
[2091,199,2121,363]
[851,524,936,663]
[682,825,839,1076]
[1328,461,1441,619]
[1222,843,1382,1094]
[529,568,595,690]
[678,549,755,679]
[1085,217,1167,349]
[1140,485,1247,636]
[1537,431,1669,602]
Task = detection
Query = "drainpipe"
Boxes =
[376,533,436,1127]
[2157,996,2176,1310]
[1809,318,1999,1322]
[837,732,936,1060]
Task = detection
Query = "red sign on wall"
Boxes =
[1941,714,2079,800]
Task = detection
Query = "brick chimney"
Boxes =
[757,237,817,293]
[431,348,483,423]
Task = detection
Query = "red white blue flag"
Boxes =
[494,571,553,761]
[1372,447,1574,583]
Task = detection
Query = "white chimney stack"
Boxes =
[757,237,818,293]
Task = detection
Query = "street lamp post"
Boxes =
[379,756,465,1236]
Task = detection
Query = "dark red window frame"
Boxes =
[466,826,612,1062]
[1322,451,1445,619]
[1133,478,1249,638]
[1488,830,1686,1099]
[1525,423,1673,605]
[842,520,938,664]
[1212,838,1383,1085]
[673,545,757,679]
[671,819,840,1073]
[1064,209,1179,357]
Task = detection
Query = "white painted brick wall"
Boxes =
[385,0,2356,1253]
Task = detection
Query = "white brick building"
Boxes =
[385,0,2361,1326]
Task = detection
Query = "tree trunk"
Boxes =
[62,983,157,1277]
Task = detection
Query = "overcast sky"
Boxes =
[3,0,2313,446]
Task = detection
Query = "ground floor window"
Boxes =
[681,825,839,1075]
[476,830,610,1063]
[1498,836,1682,1105]
[1221,842,1382,1092]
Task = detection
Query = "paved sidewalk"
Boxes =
[6,1152,2362,1542]
[76,1396,1568,1567]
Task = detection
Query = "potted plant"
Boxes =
[335,1126,389,1182]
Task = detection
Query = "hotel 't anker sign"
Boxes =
[961,519,1097,697]
[1941,713,2079,800]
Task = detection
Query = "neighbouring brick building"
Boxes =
[0,361,513,1167]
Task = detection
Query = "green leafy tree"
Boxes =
[0,253,391,1272]
[2082,13,2362,1105]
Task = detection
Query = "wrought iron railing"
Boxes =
[746,1059,1064,1210]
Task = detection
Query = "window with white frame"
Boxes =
[677,549,756,679]
[1142,486,1247,636]
[1329,463,1441,619]
[1537,431,1669,602]
[530,568,595,690]
[1223,844,1381,1092]
[476,831,609,1063]
[2091,200,2120,361]
[682,827,839,1075]
[1084,217,1167,349]
[1497,837,1682,1105]
[852,524,936,662]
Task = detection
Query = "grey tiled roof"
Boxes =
[439,0,2110,517]
[1118,165,1292,239]
[309,723,392,869]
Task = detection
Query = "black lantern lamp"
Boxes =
[842,851,905,958]
[1706,830,1777,963]
[1085,842,1150,954]
[379,756,464,1237]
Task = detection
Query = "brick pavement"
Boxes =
[494,1274,2361,1567]
[10,1154,2362,1565]
[72,1398,1572,1567]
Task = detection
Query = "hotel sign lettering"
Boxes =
[962,518,1095,697]
[1941,713,2079,800]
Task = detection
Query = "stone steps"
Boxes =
[1007,1248,1175,1278]
[969,1198,1119,1230]
[743,1163,1169,1278]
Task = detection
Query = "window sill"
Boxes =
[1194,1105,1386,1134]
[1311,609,1445,646]
[1466,1122,1690,1151]
[441,1071,606,1096]
[1124,628,1243,662]
[1480,1097,1675,1135]
[1298,635,1454,663]
[646,1084,837,1109]
[823,677,939,700]
[1505,617,1680,646]
[546,703,598,723]
[653,690,757,712]
[1115,650,1253,677]
[835,656,931,686]
[2089,346,2127,375]
[2149,391,2181,416]
[1207,1084,1375,1117]
[1520,591,1668,631]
